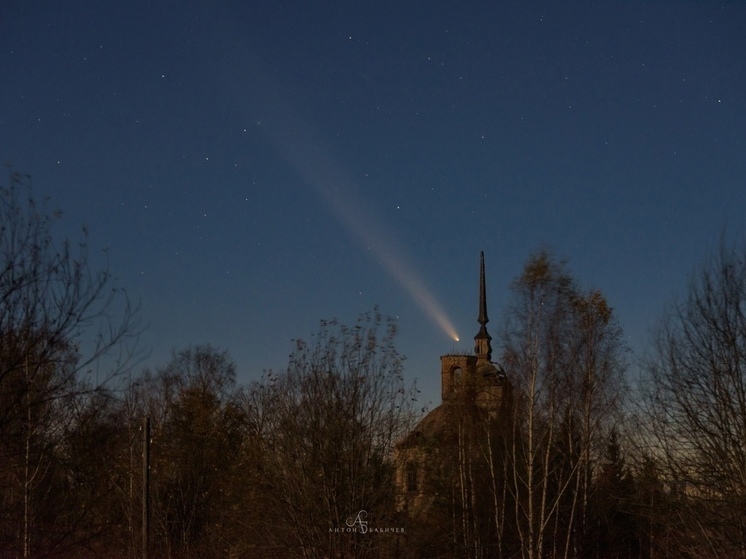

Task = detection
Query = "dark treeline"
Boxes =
[2,175,746,558]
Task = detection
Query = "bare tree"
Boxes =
[0,171,139,557]
[247,310,417,559]
[642,238,746,558]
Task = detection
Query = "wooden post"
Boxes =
[142,417,150,559]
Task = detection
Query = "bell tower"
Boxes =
[396,252,512,514]
[440,252,504,407]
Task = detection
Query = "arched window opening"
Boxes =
[451,367,463,392]
[406,462,418,492]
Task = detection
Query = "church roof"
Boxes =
[397,403,460,449]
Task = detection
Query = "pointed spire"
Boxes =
[478,251,488,327]
[474,251,492,361]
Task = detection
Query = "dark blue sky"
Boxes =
[2,1,745,405]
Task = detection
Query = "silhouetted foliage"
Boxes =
[500,250,627,559]
[642,237,746,558]
[5,181,744,559]
[245,310,417,558]
[0,172,139,558]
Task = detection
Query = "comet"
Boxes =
[242,64,460,342]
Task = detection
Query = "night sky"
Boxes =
[2,1,745,406]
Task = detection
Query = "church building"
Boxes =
[395,252,511,513]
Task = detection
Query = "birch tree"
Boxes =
[502,250,626,559]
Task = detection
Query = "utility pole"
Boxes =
[142,417,150,559]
